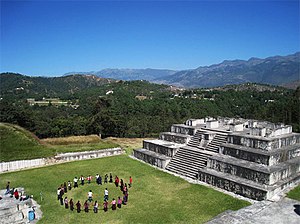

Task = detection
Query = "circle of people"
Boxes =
[57,173,133,213]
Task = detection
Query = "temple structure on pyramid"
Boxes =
[134,117,300,200]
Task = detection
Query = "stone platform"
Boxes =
[134,148,171,169]
[0,188,42,224]
[206,197,300,224]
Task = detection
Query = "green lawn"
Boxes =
[0,123,119,162]
[0,155,250,223]
[287,185,300,201]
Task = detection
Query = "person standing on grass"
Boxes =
[84,200,89,213]
[57,187,61,201]
[104,174,108,184]
[59,187,64,205]
[111,198,116,210]
[68,180,72,191]
[123,184,127,195]
[129,176,132,188]
[80,175,85,186]
[63,182,67,193]
[87,175,92,184]
[96,174,100,185]
[73,177,78,188]
[5,182,10,195]
[125,190,129,202]
[115,176,119,187]
[99,175,102,185]
[88,190,93,202]
[70,199,74,211]
[104,188,109,201]
[93,201,98,213]
[120,179,124,191]
[122,193,127,205]
[103,200,108,212]
[109,173,113,183]
[76,200,81,213]
[64,197,69,209]
[117,196,122,209]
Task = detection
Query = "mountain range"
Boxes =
[65,68,177,82]
[65,52,300,88]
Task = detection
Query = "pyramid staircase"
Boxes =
[187,130,202,147]
[165,146,215,179]
[205,133,228,153]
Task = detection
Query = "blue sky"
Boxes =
[1,0,299,76]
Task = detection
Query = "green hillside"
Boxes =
[0,123,48,162]
[0,123,119,162]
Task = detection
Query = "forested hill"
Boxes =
[0,73,116,99]
[0,72,299,138]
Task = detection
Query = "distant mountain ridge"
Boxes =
[155,52,300,88]
[65,68,177,81]
[64,52,299,88]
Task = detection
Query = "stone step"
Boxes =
[174,150,206,156]
[167,164,203,178]
[167,159,206,168]
[167,162,204,172]
[168,154,207,163]
[168,163,204,172]
[187,143,199,147]
[166,166,199,178]
[165,144,210,179]
[173,154,208,162]
[0,210,24,224]
[0,206,18,216]
[205,149,219,153]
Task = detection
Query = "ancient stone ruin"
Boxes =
[134,117,300,200]
[0,188,42,224]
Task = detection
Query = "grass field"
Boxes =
[0,123,119,162]
[0,155,251,223]
[287,185,300,201]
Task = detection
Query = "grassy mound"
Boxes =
[0,155,251,223]
[0,123,119,162]
[41,135,102,145]
[0,123,48,162]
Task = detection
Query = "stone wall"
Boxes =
[0,158,46,173]
[207,156,300,185]
[228,133,300,151]
[269,146,300,165]
[221,144,270,165]
[269,134,300,149]
[54,148,123,161]
[221,144,300,166]
[171,125,195,135]
[159,132,190,144]
[207,157,270,185]
[227,134,271,150]
[133,149,171,169]
[198,169,267,200]
[0,148,123,173]
[143,141,179,157]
